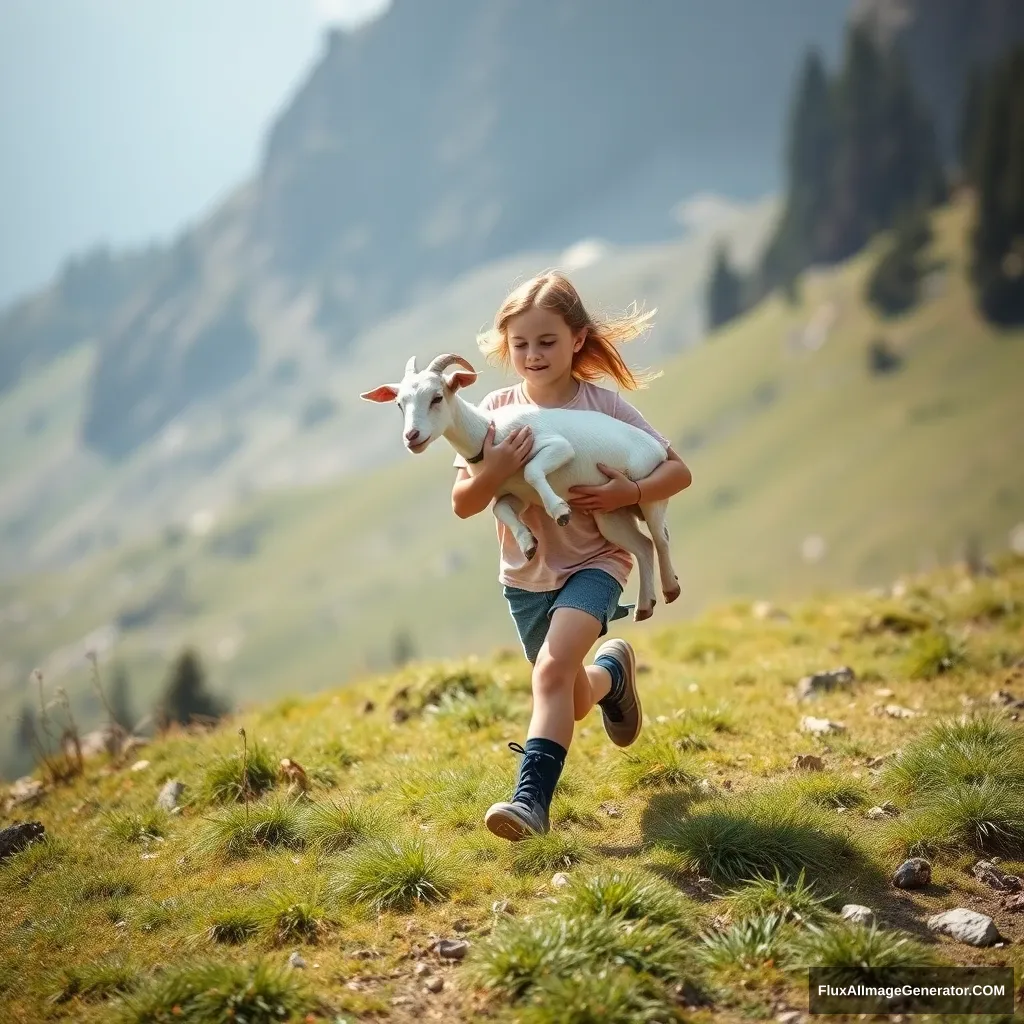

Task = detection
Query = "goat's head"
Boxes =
[360,353,478,454]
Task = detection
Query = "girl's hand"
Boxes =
[568,464,641,513]
[479,421,533,482]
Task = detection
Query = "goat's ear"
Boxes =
[359,384,400,403]
[444,369,478,393]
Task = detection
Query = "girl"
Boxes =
[451,271,692,841]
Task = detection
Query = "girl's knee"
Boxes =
[532,649,577,699]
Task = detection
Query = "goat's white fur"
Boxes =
[360,353,679,619]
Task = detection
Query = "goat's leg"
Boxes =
[637,500,680,603]
[593,510,658,621]
[522,437,575,526]
[492,493,537,561]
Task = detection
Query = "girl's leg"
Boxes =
[528,607,605,748]
[573,663,612,721]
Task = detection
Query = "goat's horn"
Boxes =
[426,353,476,376]
[404,355,418,376]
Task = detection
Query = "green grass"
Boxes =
[2,553,1023,1020]
[200,742,278,803]
[612,738,702,791]
[790,921,942,982]
[104,809,168,843]
[332,838,461,913]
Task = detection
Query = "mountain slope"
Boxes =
[0,199,1021,758]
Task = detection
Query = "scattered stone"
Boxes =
[777,1011,803,1024]
[414,963,431,977]
[288,951,306,969]
[391,995,414,1006]
[435,938,469,960]
[130,759,150,772]
[796,666,856,700]
[0,821,45,860]
[971,860,1023,893]
[864,754,891,769]
[927,908,1002,947]
[425,976,444,994]
[791,754,825,771]
[361,700,375,714]
[874,688,895,698]
[893,857,932,889]
[352,948,383,959]
[392,707,410,724]
[841,904,875,926]
[874,704,921,719]
[865,802,899,820]
[1000,893,1024,913]
[156,780,186,811]
[598,801,621,818]
[991,689,1024,708]
[800,715,846,735]
[80,724,127,759]
[551,872,570,888]
[753,600,790,622]
[698,779,716,795]
[491,900,511,915]
[452,919,472,933]
[5,776,44,812]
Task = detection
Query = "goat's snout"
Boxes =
[404,428,421,444]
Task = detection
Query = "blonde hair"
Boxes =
[476,270,661,390]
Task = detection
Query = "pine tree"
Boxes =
[958,66,986,183]
[970,47,1024,325]
[109,664,135,732]
[706,241,743,332]
[156,647,226,728]
[866,206,933,317]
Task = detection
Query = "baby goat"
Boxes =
[360,353,679,620]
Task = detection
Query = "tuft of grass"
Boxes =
[200,742,277,803]
[405,764,510,830]
[78,870,140,902]
[304,796,388,852]
[207,908,262,945]
[433,686,515,730]
[0,835,69,885]
[784,772,870,810]
[904,630,963,679]
[468,912,696,1003]
[116,960,312,1023]
[512,967,679,1024]
[508,830,593,876]
[882,713,1024,795]
[194,800,305,859]
[104,810,167,844]
[698,911,792,970]
[724,868,835,923]
[651,791,853,885]
[885,780,1024,857]
[333,838,459,913]
[50,960,138,1004]
[790,921,941,982]
[560,869,695,929]
[676,704,738,733]
[612,738,701,791]
[137,899,176,933]
[259,883,335,945]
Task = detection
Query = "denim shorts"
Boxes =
[502,568,634,665]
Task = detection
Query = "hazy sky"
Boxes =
[0,0,391,306]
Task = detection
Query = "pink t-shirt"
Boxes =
[453,379,670,593]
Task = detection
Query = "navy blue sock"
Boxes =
[512,737,567,812]
[595,653,625,707]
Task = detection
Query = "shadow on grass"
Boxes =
[639,790,892,913]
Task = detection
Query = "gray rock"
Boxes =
[971,860,1023,893]
[4,776,44,812]
[796,666,856,700]
[927,908,1002,947]
[425,976,444,993]
[551,872,570,888]
[0,821,45,860]
[840,904,875,926]
[156,780,186,811]
[435,938,469,960]
[288,951,307,969]
[800,715,846,735]
[892,857,932,889]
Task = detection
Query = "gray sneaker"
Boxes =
[595,639,642,747]
[484,799,550,841]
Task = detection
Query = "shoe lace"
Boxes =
[507,741,545,810]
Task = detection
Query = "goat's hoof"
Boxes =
[665,585,681,604]
[524,542,538,561]
[635,602,655,622]
[555,508,572,527]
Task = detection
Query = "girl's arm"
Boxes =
[568,447,692,513]
[451,422,534,518]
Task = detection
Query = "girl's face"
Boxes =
[506,305,585,387]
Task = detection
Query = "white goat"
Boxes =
[360,353,680,620]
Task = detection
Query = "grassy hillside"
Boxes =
[0,198,1022,760]
[2,555,1023,1022]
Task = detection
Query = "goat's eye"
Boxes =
[430,396,442,407]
